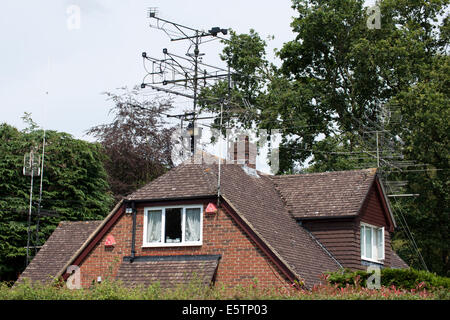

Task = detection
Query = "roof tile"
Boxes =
[17,221,102,284]
[116,255,220,288]
[269,169,377,219]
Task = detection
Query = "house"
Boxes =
[18,153,408,289]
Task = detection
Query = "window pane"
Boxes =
[360,226,365,257]
[147,210,162,243]
[185,208,201,242]
[376,228,383,259]
[365,227,372,259]
[165,208,182,243]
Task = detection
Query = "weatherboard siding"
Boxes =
[302,219,361,270]
[303,186,394,270]
[357,184,393,268]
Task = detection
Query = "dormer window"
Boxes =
[143,205,203,247]
[360,223,385,263]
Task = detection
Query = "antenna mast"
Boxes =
[141,8,230,157]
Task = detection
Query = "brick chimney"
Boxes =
[228,135,256,169]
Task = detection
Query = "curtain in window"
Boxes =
[360,226,365,257]
[147,210,162,243]
[365,226,372,259]
[376,228,384,259]
[185,208,200,242]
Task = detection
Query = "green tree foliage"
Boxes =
[87,88,174,200]
[201,0,449,275]
[0,120,114,281]
[390,55,449,275]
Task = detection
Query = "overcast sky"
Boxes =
[0,0,300,137]
[1,0,377,173]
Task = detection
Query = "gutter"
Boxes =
[125,195,216,203]
[296,215,356,221]
[129,201,137,262]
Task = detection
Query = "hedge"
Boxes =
[326,268,450,290]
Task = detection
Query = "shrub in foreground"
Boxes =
[0,277,448,300]
[326,268,450,291]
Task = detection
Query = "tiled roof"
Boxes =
[116,255,220,288]
[212,165,342,287]
[17,221,102,284]
[127,164,342,287]
[127,163,217,200]
[19,164,383,289]
[269,168,377,219]
[391,252,409,269]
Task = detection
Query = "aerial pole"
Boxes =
[23,149,40,266]
[141,8,229,157]
[34,129,46,254]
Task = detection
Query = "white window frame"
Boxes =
[360,223,385,263]
[143,204,203,247]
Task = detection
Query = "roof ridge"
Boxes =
[262,174,293,216]
[269,167,377,178]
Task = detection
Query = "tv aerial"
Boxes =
[140,8,231,156]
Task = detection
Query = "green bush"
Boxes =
[380,268,450,290]
[0,277,447,300]
[326,268,450,290]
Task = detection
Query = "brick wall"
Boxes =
[78,200,290,288]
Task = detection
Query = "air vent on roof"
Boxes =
[241,165,260,178]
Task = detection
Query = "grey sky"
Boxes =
[1,1,380,173]
[1,0,298,140]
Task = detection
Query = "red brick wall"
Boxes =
[78,200,290,288]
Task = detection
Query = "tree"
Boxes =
[0,120,114,281]
[87,88,175,200]
[389,55,449,275]
[201,0,449,274]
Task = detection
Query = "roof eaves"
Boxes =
[355,170,378,218]
[375,175,397,229]
[297,215,356,221]
[125,195,216,203]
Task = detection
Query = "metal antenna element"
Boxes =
[140,9,230,156]
[34,128,46,255]
[23,149,40,266]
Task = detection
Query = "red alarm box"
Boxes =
[205,202,218,214]
[104,235,116,247]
